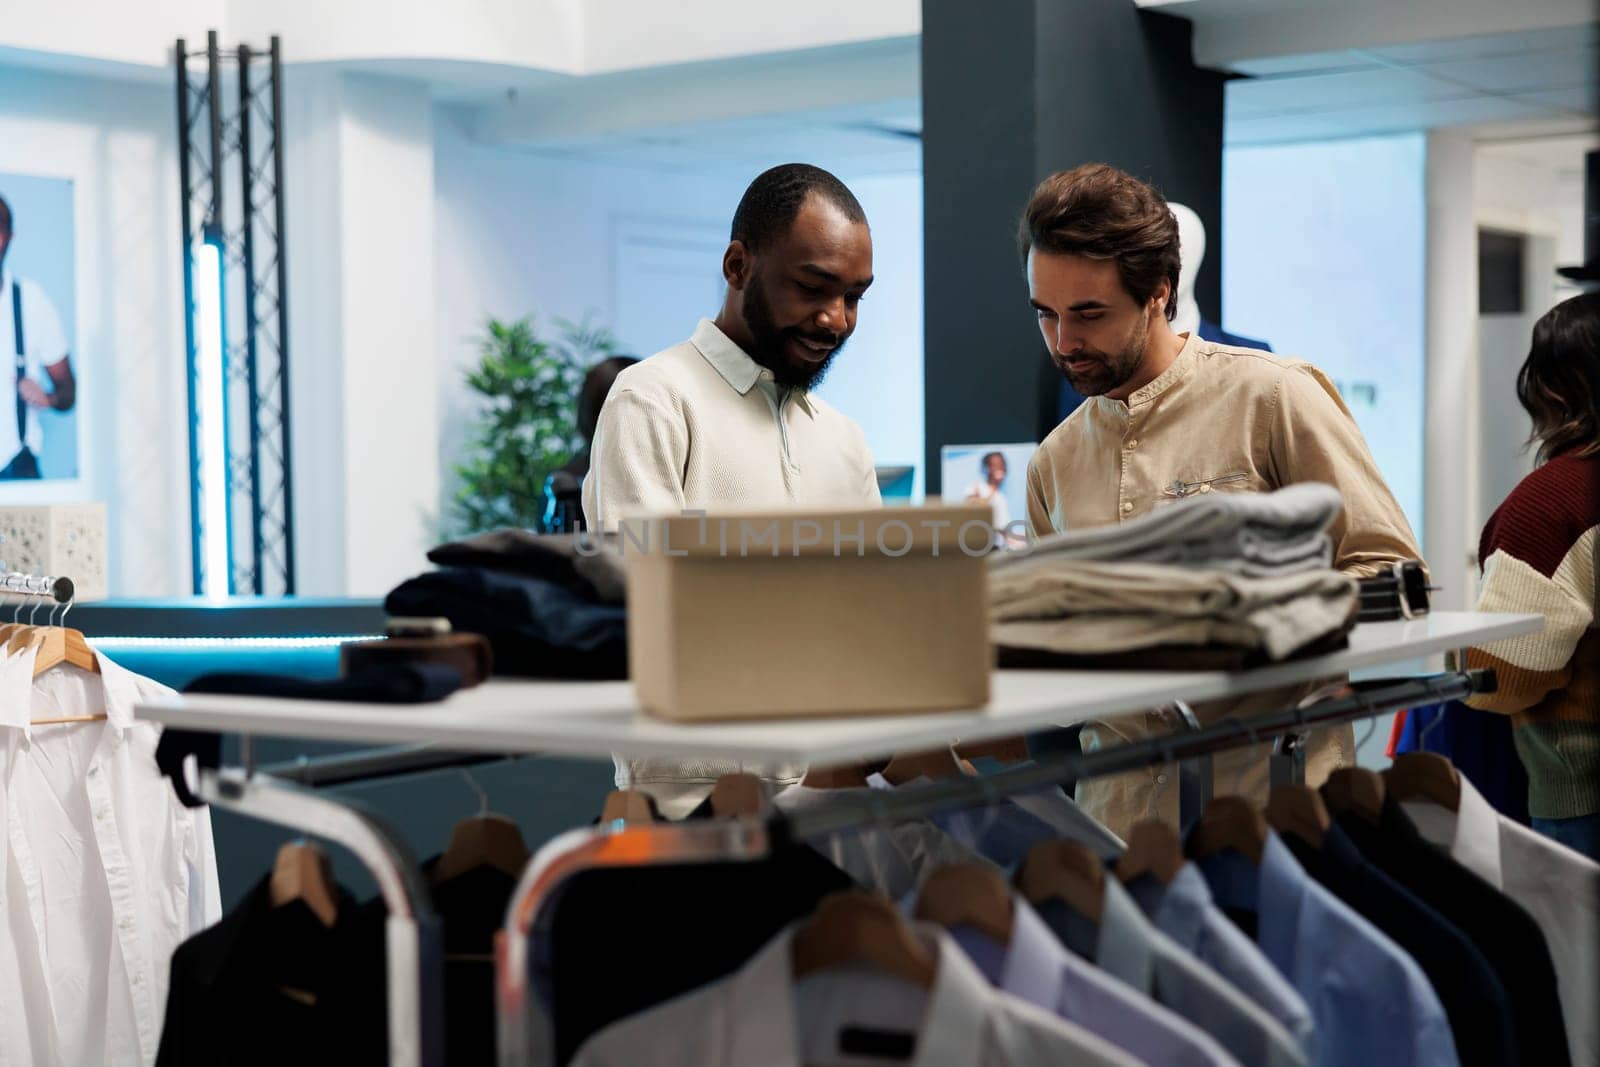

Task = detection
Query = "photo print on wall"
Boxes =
[0,171,78,483]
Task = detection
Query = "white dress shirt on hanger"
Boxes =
[0,645,221,1067]
[569,920,1141,1067]
[1403,775,1599,1066]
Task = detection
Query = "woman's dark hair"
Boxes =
[1518,291,1600,463]
[1018,163,1181,320]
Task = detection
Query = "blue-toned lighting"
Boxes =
[194,232,232,600]
[89,635,380,650]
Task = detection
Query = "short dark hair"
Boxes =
[1018,164,1181,320]
[730,164,866,252]
[1518,291,1600,463]
[578,355,639,444]
[980,451,1006,473]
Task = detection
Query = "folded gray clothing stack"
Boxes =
[996,481,1343,578]
[989,484,1357,667]
[990,561,1358,664]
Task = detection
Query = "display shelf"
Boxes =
[133,612,1539,767]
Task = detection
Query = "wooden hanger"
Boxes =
[791,890,936,988]
[1115,820,1185,885]
[1186,796,1269,865]
[1016,839,1105,924]
[30,626,100,676]
[1384,752,1461,812]
[1264,785,1331,849]
[882,746,971,786]
[709,773,767,818]
[270,841,339,927]
[1321,768,1386,825]
[599,789,659,824]
[954,735,1031,765]
[433,812,529,884]
[801,763,871,790]
[25,618,107,726]
[914,862,1015,945]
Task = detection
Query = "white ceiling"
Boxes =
[1225,24,1598,145]
[469,19,1595,171]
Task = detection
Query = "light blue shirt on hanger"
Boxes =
[1197,831,1460,1067]
[949,895,1238,1066]
[1125,862,1316,1055]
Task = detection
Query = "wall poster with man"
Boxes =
[0,171,78,483]
[941,442,1036,548]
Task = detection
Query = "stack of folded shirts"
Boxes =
[385,530,628,679]
[1000,482,1344,577]
[989,484,1358,669]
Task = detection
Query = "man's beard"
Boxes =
[1057,311,1148,397]
[742,273,845,390]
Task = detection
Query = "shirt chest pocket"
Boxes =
[1160,471,1258,500]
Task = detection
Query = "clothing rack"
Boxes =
[175,759,446,1067]
[141,611,1533,1066]
[494,667,1491,1063]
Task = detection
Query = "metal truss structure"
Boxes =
[175,31,296,595]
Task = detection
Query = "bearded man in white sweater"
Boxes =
[583,163,883,816]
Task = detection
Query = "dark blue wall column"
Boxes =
[921,0,1226,492]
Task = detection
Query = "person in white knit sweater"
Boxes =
[582,163,883,816]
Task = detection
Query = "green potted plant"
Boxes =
[450,315,622,536]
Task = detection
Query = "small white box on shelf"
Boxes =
[0,503,108,602]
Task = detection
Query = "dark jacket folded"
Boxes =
[426,529,625,603]
[185,662,464,703]
[385,566,627,680]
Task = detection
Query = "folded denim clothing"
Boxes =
[995,482,1342,577]
[990,561,1357,663]
[426,529,625,603]
[385,566,627,679]
[185,662,464,702]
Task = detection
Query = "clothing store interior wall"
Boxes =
[0,3,1597,1063]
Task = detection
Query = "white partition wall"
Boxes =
[1223,133,1430,561]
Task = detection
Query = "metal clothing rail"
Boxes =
[181,764,444,1067]
[0,571,75,603]
[494,668,1491,1064]
[260,743,514,788]
[780,670,1488,841]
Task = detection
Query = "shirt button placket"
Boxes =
[1118,413,1139,520]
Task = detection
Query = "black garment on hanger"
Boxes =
[1333,795,1571,1067]
[532,845,854,1065]
[385,567,626,680]
[419,856,519,1067]
[1284,822,1519,1067]
[156,875,387,1066]
[185,662,464,703]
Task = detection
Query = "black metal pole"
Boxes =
[238,43,266,595]
[778,671,1493,841]
[262,745,513,788]
[270,35,297,594]
[175,39,204,595]
[205,29,234,596]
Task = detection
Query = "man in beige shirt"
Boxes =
[584,163,881,816]
[1019,164,1421,837]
